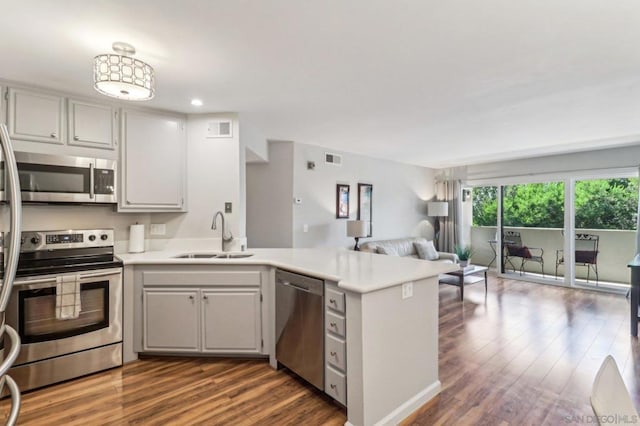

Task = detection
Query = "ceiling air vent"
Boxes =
[207,120,233,138]
[325,152,342,165]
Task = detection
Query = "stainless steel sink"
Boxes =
[218,253,254,259]
[173,252,254,259]
[173,253,219,259]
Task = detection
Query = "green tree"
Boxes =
[472,178,638,230]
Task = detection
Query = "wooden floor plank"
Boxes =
[2,275,638,425]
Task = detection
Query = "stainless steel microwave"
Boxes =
[6,152,117,204]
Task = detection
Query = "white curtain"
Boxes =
[436,177,461,253]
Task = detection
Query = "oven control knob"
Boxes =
[30,236,40,245]
[100,234,108,241]
[88,235,96,242]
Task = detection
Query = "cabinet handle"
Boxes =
[330,384,337,390]
[330,351,337,357]
[330,298,337,305]
[50,132,57,138]
[73,135,80,141]
[330,322,337,328]
[203,295,208,300]
[189,295,194,300]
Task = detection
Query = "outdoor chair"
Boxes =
[555,233,599,283]
[503,230,544,276]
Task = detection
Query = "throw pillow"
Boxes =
[414,240,439,260]
[376,246,399,256]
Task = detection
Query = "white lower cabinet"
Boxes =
[143,288,200,352]
[202,288,262,353]
[139,267,264,355]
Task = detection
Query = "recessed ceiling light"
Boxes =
[191,99,203,107]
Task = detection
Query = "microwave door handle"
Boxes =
[0,124,22,313]
[89,163,95,199]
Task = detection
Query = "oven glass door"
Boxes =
[19,280,109,344]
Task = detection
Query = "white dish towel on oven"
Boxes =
[56,275,81,319]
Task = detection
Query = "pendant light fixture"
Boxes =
[93,42,155,101]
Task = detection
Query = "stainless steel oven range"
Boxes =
[2,229,123,393]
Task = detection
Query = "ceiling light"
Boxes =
[191,99,203,107]
[93,42,155,101]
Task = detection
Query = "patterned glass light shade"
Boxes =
[93,54,154,101]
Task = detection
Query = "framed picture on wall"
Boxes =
[336,184,350,219]
[357,183,373,236]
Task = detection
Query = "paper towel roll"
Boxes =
[129,224,145,253]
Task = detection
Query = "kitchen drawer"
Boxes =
[325,365,347,406]
[143,270,261,286]
[326,334,346,372]
[325,311,346,338]
[326,287,345,313]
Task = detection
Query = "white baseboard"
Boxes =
[370,380,442,426]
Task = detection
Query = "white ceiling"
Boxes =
[2,1,640,168]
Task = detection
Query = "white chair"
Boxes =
[591,355,638,423]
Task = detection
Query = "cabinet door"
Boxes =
[68,99,115,149]
[201,288,262,353]
[143,288,199,352]
[120,109,186,211]
[8,88,64,144]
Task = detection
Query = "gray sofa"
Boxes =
[360,237,458,264]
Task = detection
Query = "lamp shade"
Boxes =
[347,220,369,238]
[427,201,448,217]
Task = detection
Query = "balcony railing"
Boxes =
[470,226,635,285]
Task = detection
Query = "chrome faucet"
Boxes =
[212,211,234,252]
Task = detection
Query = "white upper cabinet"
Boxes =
[8,87,65,144]
[68,99,116,150]
[119,109,187,212]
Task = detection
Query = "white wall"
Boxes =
[456,144,640,182]
[292,142,436,248]
[246,141,294,248]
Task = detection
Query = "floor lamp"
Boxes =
[427,201,449,251]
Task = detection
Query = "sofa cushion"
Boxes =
[377,246,400,256]
[414,240,439,260]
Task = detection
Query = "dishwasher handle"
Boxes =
[276,269,324,296]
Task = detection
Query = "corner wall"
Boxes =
[292,143,436,248]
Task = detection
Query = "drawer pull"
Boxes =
[73,135,80,141]
[50,132,57,138]
[330,298,336,305]
[330,322,337,328]
[330,351,337,356]
[330,383,337,389]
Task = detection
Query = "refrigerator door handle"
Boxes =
[0,124,22,312]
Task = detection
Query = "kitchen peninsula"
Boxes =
[118,248,457,426]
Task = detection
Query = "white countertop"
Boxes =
[117,247,458,293]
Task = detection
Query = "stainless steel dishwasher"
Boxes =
[275,269,324,390]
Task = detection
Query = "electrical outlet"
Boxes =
[402,282,414,299]
[149,224,166,235]
[225,202,232,213]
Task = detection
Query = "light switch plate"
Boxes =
[402,282,414,299]
[150,224,166,235]
[225,202,232,213]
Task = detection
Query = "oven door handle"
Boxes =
[13,277,58,288]
[78,270,121,280]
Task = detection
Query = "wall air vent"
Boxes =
[207,120,233,138]
[325,152,342,165]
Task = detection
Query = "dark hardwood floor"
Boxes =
[2,275,637,425]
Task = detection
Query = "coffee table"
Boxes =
[440,265,488,301]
